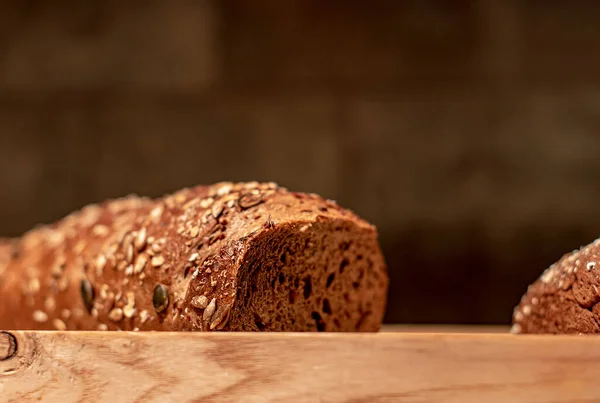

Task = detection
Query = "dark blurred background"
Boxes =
[2,0,600,325]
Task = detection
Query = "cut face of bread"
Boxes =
[228,219,387,332]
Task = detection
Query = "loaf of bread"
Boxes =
[0,182,388,332]
[512,238,600,334]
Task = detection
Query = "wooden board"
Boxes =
[0,327,598,402]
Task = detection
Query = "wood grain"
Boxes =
[1,329,599,402]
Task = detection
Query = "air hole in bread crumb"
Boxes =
[254,313,266,331]
[319,207,328,212]
[183,263,192,278]
[357,254,363,260]
[340,242,351,251]
[312,311,326,331]
[278,272,285,284]
[280,253,287,264]
[303,276,312,299]
[334,318,341,328]
[289,290,297,304]
[339,259,349,274]
[326,273,335,288]
[352,281,360,289]
[323,298,332,315]
[355,311,370,331]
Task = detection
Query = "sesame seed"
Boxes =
[108,308,124,322]
[151,256,165,267]
[100,284,109,299]
[189,253,199,262]
[189,226,200,238]
[522,305,532,316]
[151,243,162,254]
[61,309,71,319]
[183,198,200,210]
[531,297,539,305]
[540,268,554,284]
[174,192,187,204]
[212,202,224,219]
[150,206,163,222]
[33,310,48,323]
[92,225,110,236]
[97,324,108,331]
[147,236,155,244]
[53,318,67,330]
[124,265,134,276]
[510,324,522,334]
[117,260,128,271]
[191,295,209,309]
[200,197,214,209]
[217,184,232,196]
[96,254,107,275]
[587,262,596,271]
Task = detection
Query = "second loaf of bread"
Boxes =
[0,182,388,332]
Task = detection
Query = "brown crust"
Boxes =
[512,237,600,334]
[0,182,388,332]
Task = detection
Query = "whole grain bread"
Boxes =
[0,182,388,332]
[512,237,600,334]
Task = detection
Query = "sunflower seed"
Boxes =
[203,298,217,321]
[135,227,147,250]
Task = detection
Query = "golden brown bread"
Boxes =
[512,237,600,334]
[0,182,388,332]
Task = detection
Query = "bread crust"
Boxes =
[0,182,388,332]
[512,238,600,334]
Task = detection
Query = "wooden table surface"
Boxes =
[0,326,596,403]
